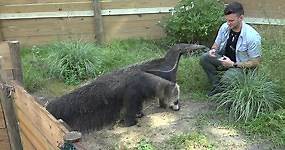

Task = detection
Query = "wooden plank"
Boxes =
[1,13,169,46]
[1,16,95,28]
[101,0,178,9]
[0,0,91,5]
[105,28,165,41]
[4,33,96,46]
[1,17,95,38]
[0,42,13,70]
[224,0,285,19]
[0,2,93,13]
[0,45,22,150]
[0,85,23,150]
[245,17,285,26]
[93,0,104,43]
[16,106,55,150]
[1,1,283,19]
[0,105,6,129]
[7,41,23,85]
[12,82,69,149]
[19,130,36,150]
[0,129,11,150]
[0,0,177,7]
[103,14,167,41]
[0,21,4,41]
[0,41,23,83]
[101,7,173,16]
[103,19,165,33]
[103,13,169,23]
[0,8,173,20]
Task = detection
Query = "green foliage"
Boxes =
[45,41,103,85]
[257,25,285,97]
[177,56,209,100]
[211,69,283,122]
[240,109,285,145]
[136,139,156,150]
[167,132,215,150]
[100,39,164,72]
[21,39,164,91]
[21,46,49,92]
[163,0,224,44]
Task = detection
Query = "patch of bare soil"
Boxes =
[80,100,275,150]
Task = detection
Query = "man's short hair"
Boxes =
[224,1,244,16]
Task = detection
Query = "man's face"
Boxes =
[225,13,243,30]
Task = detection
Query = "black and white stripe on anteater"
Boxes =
[46,44,206,132]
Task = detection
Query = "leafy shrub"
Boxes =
[45,41,103,85]
[163,0,224,45]
[211,69,283,122]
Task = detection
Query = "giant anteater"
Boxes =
[46,43,206,132]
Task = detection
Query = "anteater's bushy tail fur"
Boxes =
[46,82,124,132]
[46,44,206,132]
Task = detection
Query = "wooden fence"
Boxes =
[0,0,284,46]
[0,41,82,149]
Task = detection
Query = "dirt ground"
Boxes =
[79,99,276,150]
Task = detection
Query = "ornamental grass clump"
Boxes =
[46,41,103,85]
[211,69,283,122]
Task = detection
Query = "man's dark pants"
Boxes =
[199,53,242,95]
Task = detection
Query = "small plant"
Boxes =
[163,0,224,44]
[46,41,103,85]
[136,139,156,150]
[240,109,285,146]
[177,56,210,100]
[211,69,283,122]
[22,46,48,92]
[167,132,215,150]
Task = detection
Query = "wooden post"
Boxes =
[0,57,23,150]
[0,56,7,81]
[93,0,105,44]
[7,41,23,85]
[0,21,4,41]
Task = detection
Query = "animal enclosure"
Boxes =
[0,0,284,149]
[0,0,284,46]
[0,41,81,149]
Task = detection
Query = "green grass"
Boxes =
[21,46,49,93]
[100,39,164,72]
[21,26,285,147]
[21,39,165,93]
[235,25,285,146]
[211,69,283,122]
[166,132,215,150]
[239,109,285,146]
[177,56,210,100]
[202,25,285,146]
[256,25,285,97]
[21,38,208,96]
[135,139,156,150]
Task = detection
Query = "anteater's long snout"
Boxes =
[181,44,209,55]
[186,44,207,51]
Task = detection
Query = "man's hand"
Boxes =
[209,49,217,57]
[218,56,234,68]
